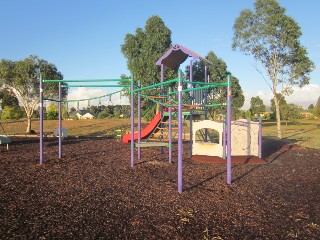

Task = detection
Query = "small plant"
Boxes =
[203,227,224,240]
[177,209,193,224]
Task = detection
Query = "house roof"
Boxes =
[156,43,212,70]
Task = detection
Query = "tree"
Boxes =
[283,103,303,121]
[249,96,266,116]
[46,103,59,120]
[0,56,68,133]
[314,96,320,117]
[1,106,23,120]
[308,104,314,111]
[121,16,174,85]
[121,16,175,118]
[270,93,287,120]
[0,88,20,108]
[185,51,244,120]
[97,107,111,119]
[232,0,315,138]
[113,105,121,118]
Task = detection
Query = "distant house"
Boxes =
[76,110,95,120]
[65,110,95,120]
[300,112,316,119]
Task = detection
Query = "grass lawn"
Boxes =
[1,118,319,149]
[262,119,320,149]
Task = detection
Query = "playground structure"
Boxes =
[38,43,262,193]
[125,44,263,193]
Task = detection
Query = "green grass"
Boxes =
[0,118,135,137]
[1,118,319,149]
[262,119,320,149]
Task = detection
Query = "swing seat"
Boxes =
[53,128,68,138]
[0,135,11,150]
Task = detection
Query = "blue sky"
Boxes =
[1,0,319,109]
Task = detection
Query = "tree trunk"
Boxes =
[273,95,282,139]
[26,116,32,134]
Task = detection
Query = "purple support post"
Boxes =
[130,76,135,167]
[204,65,208,142]
[178,70,183,193]
[138,80,141,159]
[226,74,232,185]
[168,87,172,163]
[189,60,193,157]
[39,74,44,164]
[160,64,164,154]
[58,82,62,158]
[258,117,262,158]
[223,116,227,159]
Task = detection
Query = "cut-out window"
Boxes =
[195,128,220,144]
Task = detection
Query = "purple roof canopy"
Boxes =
[156,43,212,70]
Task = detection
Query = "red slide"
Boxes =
[122,112,162,143]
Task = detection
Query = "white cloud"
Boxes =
[242,84,320,110]
[67,87,129,110]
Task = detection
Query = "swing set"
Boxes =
[38,77,131,164]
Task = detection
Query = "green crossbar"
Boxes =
[61,85,130,88]
[43,78,131,83]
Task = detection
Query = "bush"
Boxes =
[0,106,23,120]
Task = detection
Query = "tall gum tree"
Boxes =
[232,0,314,138]
[121,16,174,86]
[0,55,67,133]
[121,16,175,119]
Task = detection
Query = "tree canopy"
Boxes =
[0,55,68,133]
[121,16,175,86]
[249,96,266,116]
[232,0,315,138]
[185,51,244,119]
[121,16,176,119]
[0,88,20,109]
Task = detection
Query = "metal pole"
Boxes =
[204,66,208,142]
[160,64,164,154]
[178,70,183,193]
[39,74,44,164]
[138,80,141,159]
[189,59,193,157]
[168,87,172,164]
[130,76,135,167]
[223,116,226,159]
[226,74,232,185]
[58,82,62,158]
[259,117,262,158]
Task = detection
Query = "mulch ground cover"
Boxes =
[1,137,320,239]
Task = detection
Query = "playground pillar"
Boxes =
[223,116,226,159]
[138,80,141,159]
[204,65,209,142]
[226,74,232,185]
[259,117,262,158]
[178,70,183,193]
[39,74,44,164]
[130,76,135,167]
[189,59,193,157]
[168,87,172,164]
[58,82,62,159]
[160,64,164,154]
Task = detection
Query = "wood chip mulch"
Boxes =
[1,137,319,239]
